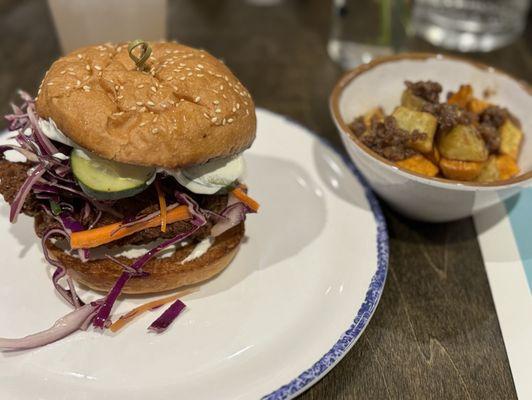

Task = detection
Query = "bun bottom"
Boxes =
[48,223,244,294]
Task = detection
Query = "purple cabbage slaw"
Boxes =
[148,299,187,333]
[0,92,256,349]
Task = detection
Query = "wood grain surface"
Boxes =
[1,1,530,399]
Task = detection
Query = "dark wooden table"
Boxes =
[1,1,530,399]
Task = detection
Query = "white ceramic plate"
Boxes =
[0,109,388,400]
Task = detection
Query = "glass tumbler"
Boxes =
[327,0,408,69]
[411,0,531,52]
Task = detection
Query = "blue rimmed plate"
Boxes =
[0,109,388,400]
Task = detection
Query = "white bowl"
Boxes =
[330,53,532,222]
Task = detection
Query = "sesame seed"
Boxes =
[224,76,229,81]
[94,65,102,71]
[166,76,173,81]
[203,113,210,119]
[200,54,205,58]
[65,86,70,90]
[147,101,155,106]
[150,86,157,93]
[60,70,66,75]
[215,108,221,113]
[139,106,147,112]
[140,122,147,127]
[120,85,124,90]
[228,118,234,123]
[77,54,83,59]
[47,82,54,86]
[76,80,81,86]
[179,77,186,81]
[232,107,236,112]
[213,100,220,105]
[183,115,187,122]
[222,119,226,125]
[115,85,120,90]
[179,63,186,67]
[197,74,204,77]
[138,84,144,88]
[136,101,143,106]
[211,117,217,123]
[152,128,159,133]
[153,116,158,122]
[197,64,204,69]
[220,85,224,90]
[130,106,137,111]
[246,110,249,115]
[236,103,240,109]
[243,100,248,105]
[222,94,227,99]
[187,72,192,76]
[85,65,91,71]
[194,96,201,103]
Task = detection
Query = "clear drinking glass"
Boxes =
[411,0,531,52]
[328,0,408,69]
[47,0,167,54]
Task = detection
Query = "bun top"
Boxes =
[35,42,256,169]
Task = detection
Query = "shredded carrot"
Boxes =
[109,294,180,332]
[232,187,260,212]
[155,181,167,233]
[70,205,190,249]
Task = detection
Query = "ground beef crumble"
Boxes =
[355,116,425,162]
[479,106,507,129]
[478,124,500,152]
[422,103,474,132]
[405,80,442,103]
[348,116,366,137]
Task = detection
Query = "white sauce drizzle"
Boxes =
[40,118,245,195]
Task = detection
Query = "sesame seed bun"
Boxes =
[47,223,244,294]
[35,42,256,169]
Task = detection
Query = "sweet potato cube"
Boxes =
[448,84,473,108]
[468,98,491,114]
[476,156,500,183]
[392,106,437,153]
[496,154,520,180]
[438,124,488,162]
[396,154,439,177]
[401,89,426,111]
[439,158,484,181]
[499,120,523,160]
